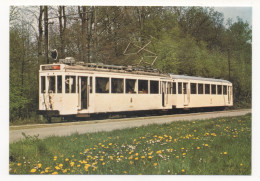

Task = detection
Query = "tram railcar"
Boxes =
[38,57,233,118]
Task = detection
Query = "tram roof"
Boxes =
[169,74,231,84]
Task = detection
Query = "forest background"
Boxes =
[9,6,252,123]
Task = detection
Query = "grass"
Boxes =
[9,113,251,175]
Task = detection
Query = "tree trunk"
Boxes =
[44,6,49,64]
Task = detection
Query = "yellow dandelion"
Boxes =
[55,166,61,170]
[197,147,200,150]
[62,169,68,173]
[240,163,243,166]
[65,158,69,162]
[109,143,112,146]
[135,153,139,156]
[153,163,158,166]
[135,157,139,161]
[182,153,186,156]
[129,161,134,165]
[58,163,63,168]
[141,156,145,159]
[224,152,228,155]
[30,168,37,173]
[70,161,75,167]
[181,148,184,150]
[205,144,209,147]
[176,156,179,159]
[17,163,21,167]
[37,163,42,168]
[52,171,58,175]
[156,150,162,154]
[40,171,45,174]
[148,156,152,159]
[181,169,185,173]
[123,171,127,174]
[102,162,106,166]
[100,158,104,162]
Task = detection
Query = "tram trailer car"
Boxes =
[38,57,233,118]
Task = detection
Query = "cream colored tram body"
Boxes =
[38,59,233,118]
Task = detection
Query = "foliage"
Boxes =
[9,6,252,123]
[9,114,251,175]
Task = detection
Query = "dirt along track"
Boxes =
[9,109,251,143]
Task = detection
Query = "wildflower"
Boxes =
[62,169,68,173]
[65,158,69,162]
[176,156,179,159]
[148,156,152,159]
[52,171,58,175]
[156,150,162,154]
[153,163,158,166]
[182,153,186,156]
[123,171,127,174]
[70,161,75,167]
[30,168,37,173]
[224,152,228,155]
[240,163,243,166]
[55,166,61,170]
[211,133,217,137]
[102,162,106,166]
[141,156,145,159]
[197,147,200,150]
[17,163,21,167]
[110,156,114,160]
[181,148,184,150]
[109,143,112,146]
[37,163,42,168]
[194,130,197,132]
[58,163,63,168]
[135,153,139,156]
[181,169,185,173]
[129,161,134,165]
[53,156,57,161]
[205,144,209,147]
[135,157,139,161]
[40,171,45,174]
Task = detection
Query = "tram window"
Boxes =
[150,80,159,94]
[90,77,93,93]
[172,82,176,94]
[48,76,56,93]
[96,77,109,93]
[198,84,204,94]
[65,76,76,93]
[138,80,148,94]
[191,83,197,94]
[223,85,227,95]
[211,84,216,94]
[217,85,222,95]
[126,79,137,94]
[205,84,210,94]
[167,82,171,94]
[41,76,46,93]
[178,82,182,94]
[112,78,124,93]
[57,76,62,93]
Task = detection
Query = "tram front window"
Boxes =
[48,76,56,93]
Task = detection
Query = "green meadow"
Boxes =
[9,114,251,175]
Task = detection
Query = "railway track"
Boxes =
[9,109,251,143]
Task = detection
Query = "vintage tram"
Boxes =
[38,57,233,119]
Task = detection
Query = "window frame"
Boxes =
[95,77,110,94]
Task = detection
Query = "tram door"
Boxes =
[183,82,189,106]
[79,76,88,109]
[162,81,167,107]
[228,86,232,104]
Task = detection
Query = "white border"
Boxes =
[2,1,259,181]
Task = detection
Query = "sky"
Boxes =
[214,7,252,27]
